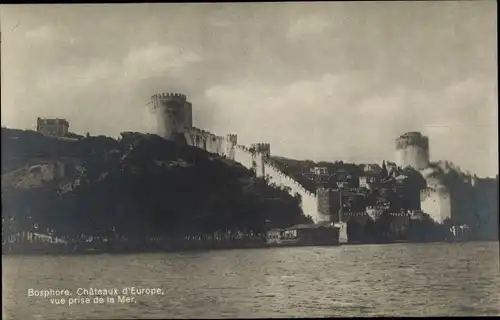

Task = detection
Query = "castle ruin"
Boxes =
[395,132,430,170]
[36,118,69,137]
[149,93,454,227]
[149,92,323,223]
[394,131,452,223]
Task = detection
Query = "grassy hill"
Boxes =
[2,128,312,239]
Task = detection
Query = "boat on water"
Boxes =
[266,223,340,247]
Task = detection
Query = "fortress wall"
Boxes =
[234,145,254,170]
[152,93,321,222]
[186,127,226,157]
[316,188,336,222]
[420,186,451,224]
[263,161,321,223]
[152,94,189,141]
[217,136,225,156]
[184,131,195,147]
[388,215,411,234]
[253,153,265,177]
[366,207,385,220]
[233,144,266,177]
[395,145,429,170]
[395,132,430,170]
[184,126,320,222]
[316,188,360,223]
[210,134,222,155]
[185,102,193,128]
[225,136,237,160]
[344,211,410,233]
[344,212,370,226]
[207,133,216,154]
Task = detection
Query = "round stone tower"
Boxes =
[395,132,430,170]
[150,93,193,142]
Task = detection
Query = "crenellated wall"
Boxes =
[37,118,69,137]
[222,141,322,222]
[366,206,385,220]
[316,188,338,222]
[225,134,237,160]
[262,160,320,222]
[250,143,271,157]
[152,92,449,228]
[151,95,432,228]
[184,123,322,224]
[151,92,324,223]
[233,144,253,169]
[185,127,226,156]
[342,211,412,239]
[420,185,451,224]
[151,93,191,141]
[343,212,371,226]
[395,132,430,170]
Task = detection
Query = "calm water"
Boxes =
[2,242,499,319]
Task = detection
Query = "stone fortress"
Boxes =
[395,131,452,224]
[150,93,320,219]
[150,92,452,228]
[395,132,430,170]
[37,118,69,137]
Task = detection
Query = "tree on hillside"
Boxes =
[2,130,312,239]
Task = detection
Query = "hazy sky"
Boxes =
[1,3,497,177]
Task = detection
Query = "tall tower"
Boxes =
[150,93,193,142]
[420,184,451,224]
[316,188,340,222]
[225,134,237,160]
[395,132,430,170]
[250,143,270,178]
[250,143,271,157]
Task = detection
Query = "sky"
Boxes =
[1,2,497,177]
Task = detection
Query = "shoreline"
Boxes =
[3,239,495,256]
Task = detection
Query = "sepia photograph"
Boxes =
[1,2,498,319]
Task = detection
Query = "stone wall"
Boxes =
[395,132,430,170]
[152,93,324,223]
[185,127,225,156]
[183,126,323,222]
[316,188,340,222]
[263,160,320,222]
[36,118,69,137]
[420,185,452,224]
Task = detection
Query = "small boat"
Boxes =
[266,223,340,247]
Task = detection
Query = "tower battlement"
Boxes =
[396,132,429,150]
[395,131,430,170]
[152,93,187,102]
[420,183,451,223]
[36,117,69,137]
[250,143,271,156]
[150,92,192,141]
[226,134,237,143]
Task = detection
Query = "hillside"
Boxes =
[2,128,312,239]
[270,155,498,240]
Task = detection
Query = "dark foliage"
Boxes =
[2,128,311,238]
